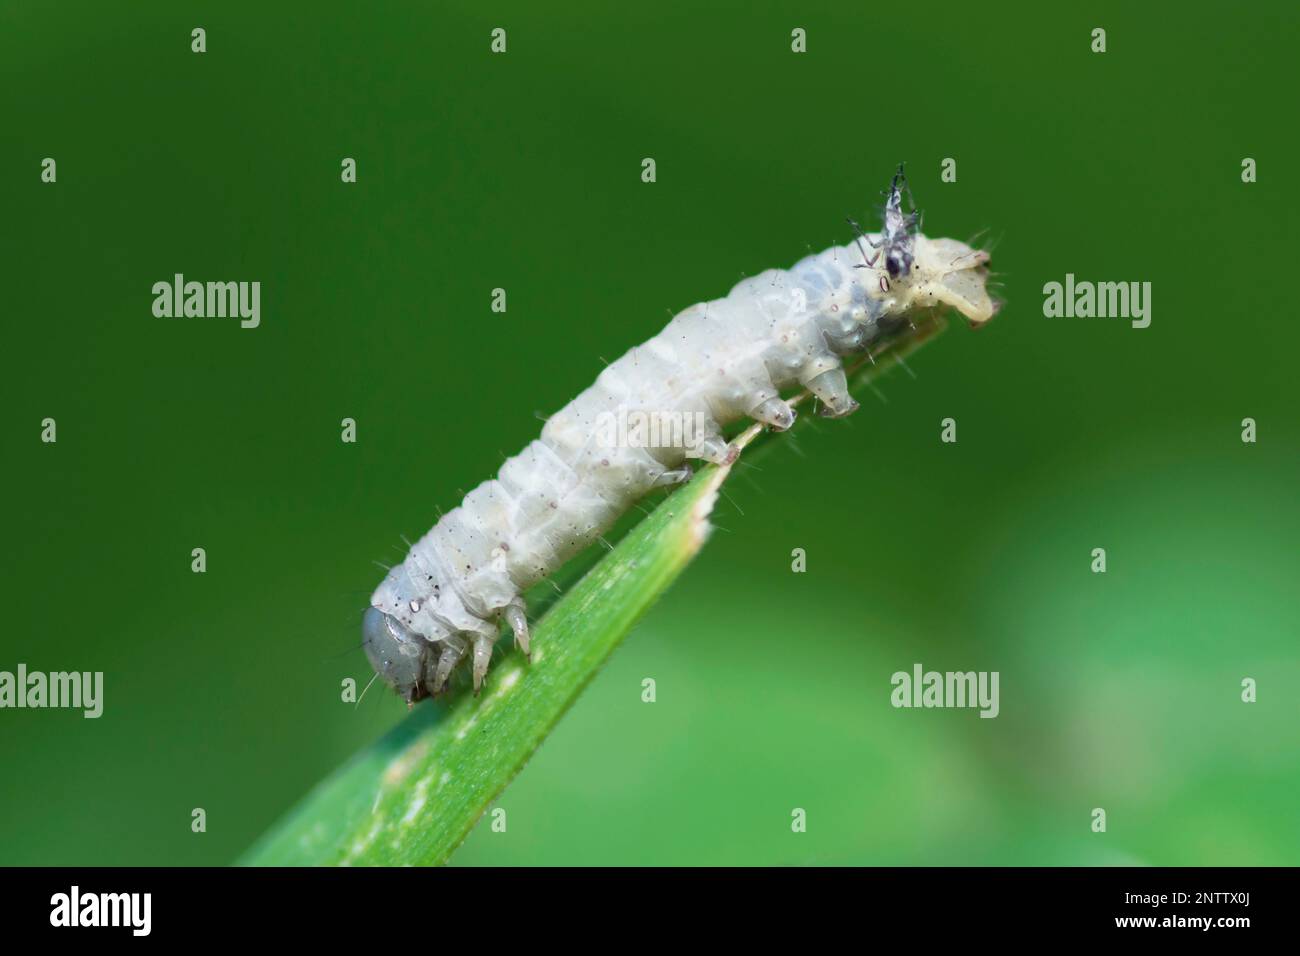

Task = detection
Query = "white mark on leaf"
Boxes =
[401,777,431,827]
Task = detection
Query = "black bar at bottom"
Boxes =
[0,866,1272,941]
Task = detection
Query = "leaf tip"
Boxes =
[685,462,730,554]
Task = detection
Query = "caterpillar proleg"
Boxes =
[364,165,998,702]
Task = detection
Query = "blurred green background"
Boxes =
[3,1,1297,866]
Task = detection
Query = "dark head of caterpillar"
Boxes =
[362,606,432,704]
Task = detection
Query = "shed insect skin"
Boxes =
[848,163,920,292]
[364,166,999,704]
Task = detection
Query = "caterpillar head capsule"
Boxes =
[362,606,432,704]
[910,236,999,327]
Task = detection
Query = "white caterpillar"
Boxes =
[364,166,998,702]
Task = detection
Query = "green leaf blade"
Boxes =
[239,463,729,867]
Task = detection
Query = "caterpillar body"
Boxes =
[364,167,998,702]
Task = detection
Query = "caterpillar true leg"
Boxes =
[689,434,739,466]
[471,636,496,695]
[431,637,468,697]
[804,367,859,418]
[650,465,694,488]
[749,397,796,431]
[503,601,531,658]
